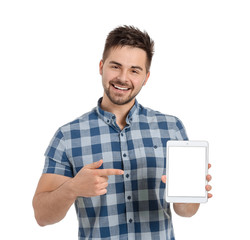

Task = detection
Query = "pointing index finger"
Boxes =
[96,169,124,176]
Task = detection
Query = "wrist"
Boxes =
[62,178,78,201]
[173,203,200,217]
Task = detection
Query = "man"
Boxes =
[33,25,212,239]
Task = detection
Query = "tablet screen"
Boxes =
[168,146,207,197]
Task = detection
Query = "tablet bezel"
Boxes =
[165,140,209,203]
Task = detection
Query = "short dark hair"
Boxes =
[102,25,154,72]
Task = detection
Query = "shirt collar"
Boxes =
[96,97,139,127]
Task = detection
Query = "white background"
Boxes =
[1,0,249,239]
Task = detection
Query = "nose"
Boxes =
[117,69,128,83]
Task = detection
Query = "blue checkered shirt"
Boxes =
[43,98,188,240]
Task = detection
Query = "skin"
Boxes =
[32,46,212,227]
[99,46,150,128]
[162,164,212,217]
[33,160,123,226]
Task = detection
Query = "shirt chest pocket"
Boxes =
[134,138,166,179]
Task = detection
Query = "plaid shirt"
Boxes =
[43,98,188,240]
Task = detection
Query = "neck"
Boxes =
[101,94,135,129]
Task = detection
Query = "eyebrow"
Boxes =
[109,61,143,71]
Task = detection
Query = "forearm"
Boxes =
[33,180,76,226]
[173,203,200,217]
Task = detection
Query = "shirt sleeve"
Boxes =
[43,128,73,178]
[174,117,189,140]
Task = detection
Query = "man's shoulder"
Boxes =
[139,104,182,123]
[59,108,97,132]
[139,104,187,138]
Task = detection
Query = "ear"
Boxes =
[99,60,104,75]
[143,71,150,86]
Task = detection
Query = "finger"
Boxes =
[161,175,167,184]
[206,185,212,191]
[208,163,212,169]
[99,188,108,195]
[100,181,109,189]
[94,175,108,185]
[100,175,109,182]
[96,168,124,176]
[206,174,212,181]
[84,160,103,169]
[208,193,213,198]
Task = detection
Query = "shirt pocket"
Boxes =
[136,138,166,179]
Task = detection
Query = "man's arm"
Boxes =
[173,203,200,217]
[32,174,76,226]
[32,160,124,226]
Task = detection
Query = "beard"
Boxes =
[103,79,140,106]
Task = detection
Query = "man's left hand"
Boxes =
[161,163,213,199]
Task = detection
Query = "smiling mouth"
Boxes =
[112,84,130,91]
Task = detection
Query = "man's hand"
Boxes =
[161,163,213,199]
[32,159,123,226]
[161,163,212,217]
[69,160,124,198]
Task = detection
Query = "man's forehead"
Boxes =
[109,45,146,55]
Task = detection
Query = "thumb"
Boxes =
[84,159,103,169]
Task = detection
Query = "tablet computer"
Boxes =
[165,140,209,203]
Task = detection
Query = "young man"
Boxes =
[33,25,212,239]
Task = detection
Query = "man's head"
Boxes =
[102,25,154,73]
[100,26,154,106]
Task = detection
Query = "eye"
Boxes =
[131,69,139,74]
[111,65,119,69]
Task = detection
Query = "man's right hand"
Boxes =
[33,159,123,226]
[70,159,124,198]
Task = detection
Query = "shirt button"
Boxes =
[123,153,127,157]
[121,133,124,137]
[129,219,133,223]
[154,145,158,149]
[126,173,129,178]
[127,196,131,200]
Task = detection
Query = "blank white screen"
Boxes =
[168,146,206,197]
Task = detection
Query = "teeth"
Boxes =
[114,85,129,90]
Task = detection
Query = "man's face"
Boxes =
[99,46,150,106]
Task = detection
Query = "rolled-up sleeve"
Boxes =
[43,128,73,178]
